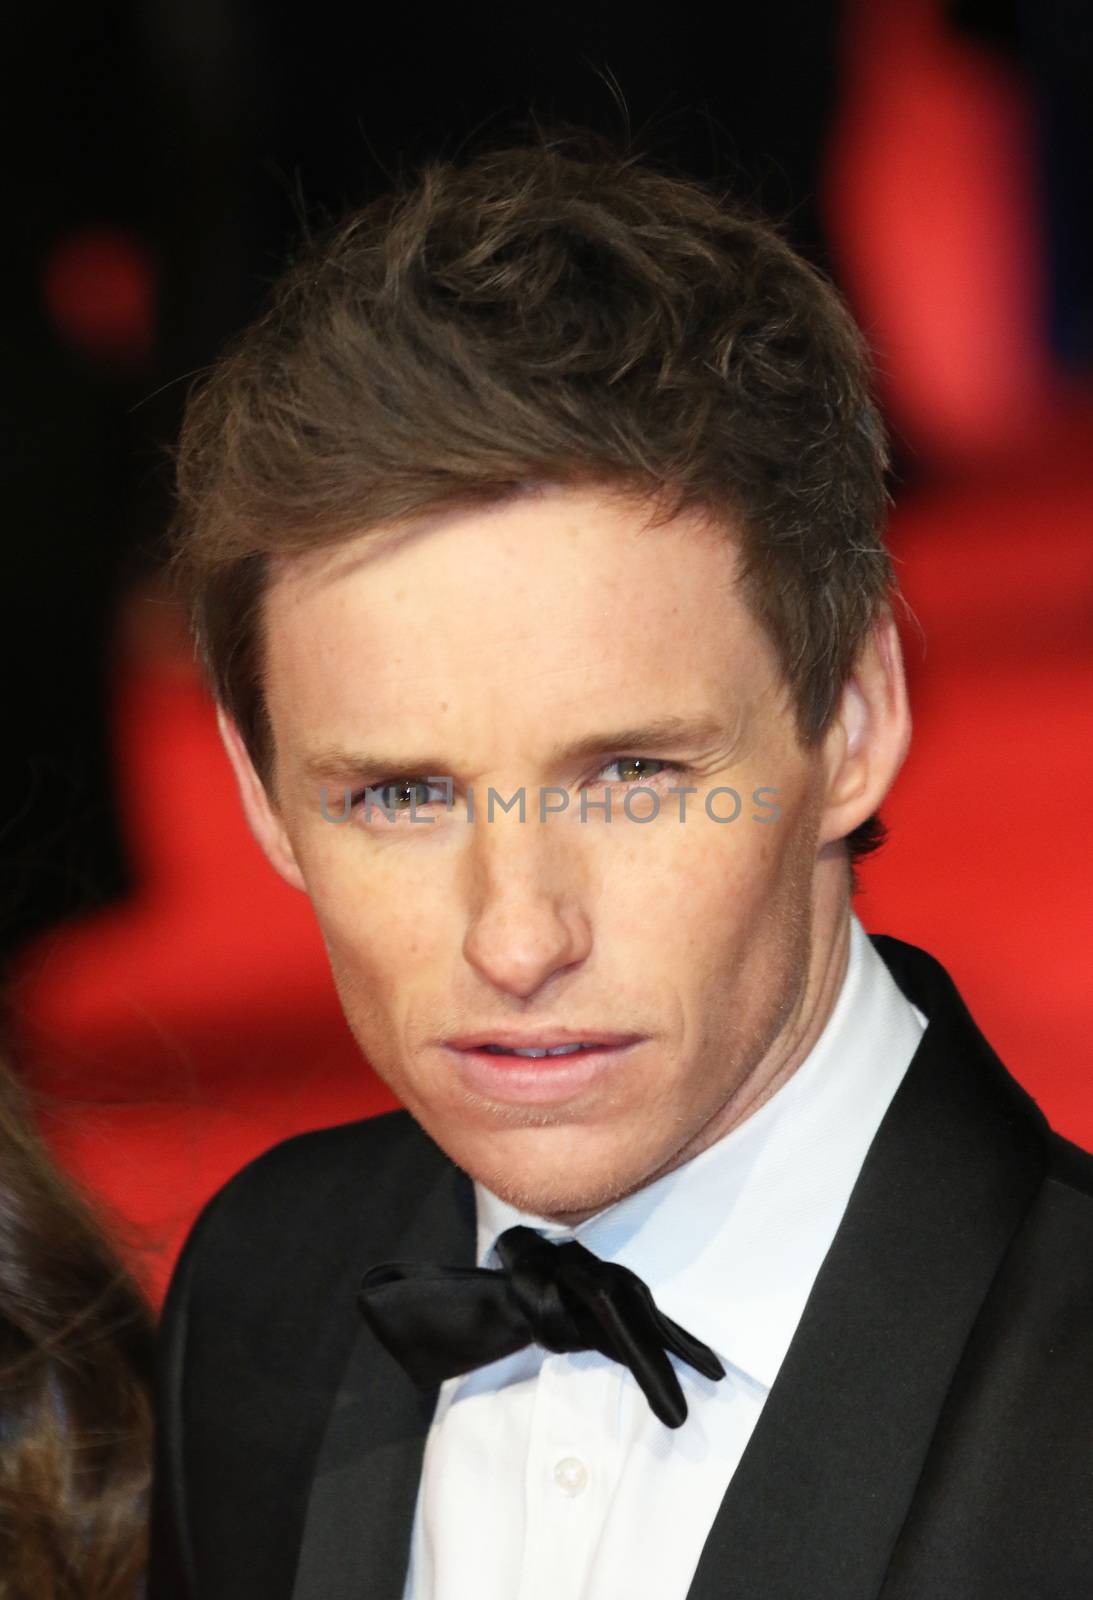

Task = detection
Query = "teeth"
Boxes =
[480,1043,596,1058]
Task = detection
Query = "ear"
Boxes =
[216,707,308,892]
[818,608,912,848]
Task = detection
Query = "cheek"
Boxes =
[609,802,818,1040]
[599,805,797,953]
[289,826,452,1005]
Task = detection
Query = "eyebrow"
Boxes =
[300,715,729,783]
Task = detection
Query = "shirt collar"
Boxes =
[474,913,928,1392]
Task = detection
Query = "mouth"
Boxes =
[443,1031,644,1105]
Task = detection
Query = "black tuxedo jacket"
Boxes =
[148,936,1093,1599]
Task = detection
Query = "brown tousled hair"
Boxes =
[170,133,894,862]
[0,1060,153,1599]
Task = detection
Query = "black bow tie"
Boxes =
[357,1223,724,1428]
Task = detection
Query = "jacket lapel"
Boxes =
[685,936,1049,1600]
[291,1153,475,1600]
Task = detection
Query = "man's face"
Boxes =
[253,485,838,1217]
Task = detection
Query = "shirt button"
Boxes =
[553,1456,589,1496]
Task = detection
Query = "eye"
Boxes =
[599,757,675,783]
[354,778,445,814]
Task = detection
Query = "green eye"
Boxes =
[609,757,667,783]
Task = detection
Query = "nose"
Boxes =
[461,803,592,999]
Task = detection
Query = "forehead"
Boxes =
[261,486,783,765]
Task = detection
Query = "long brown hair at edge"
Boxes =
[0,1056,154,1598]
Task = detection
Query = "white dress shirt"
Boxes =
[402,914,928,1600]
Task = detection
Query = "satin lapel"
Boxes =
[291,1155,475,1600]
[686,937,1049,1600]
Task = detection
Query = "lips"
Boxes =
[445,1029,641,1053]
[444,1031,645,1106]
[479,1041,597,1058]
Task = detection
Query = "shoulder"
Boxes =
[989,1130,1093,1324]
[163,1109,448,1328]
[1042,1129,1093,1214]
[192,1108,443,1237]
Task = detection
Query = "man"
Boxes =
[149,139,1093,1600]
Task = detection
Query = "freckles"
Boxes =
[398,928,427,963]
[343,875,454,979]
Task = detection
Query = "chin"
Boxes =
[485,1173,627,1223]
[454,1122,656,1222]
